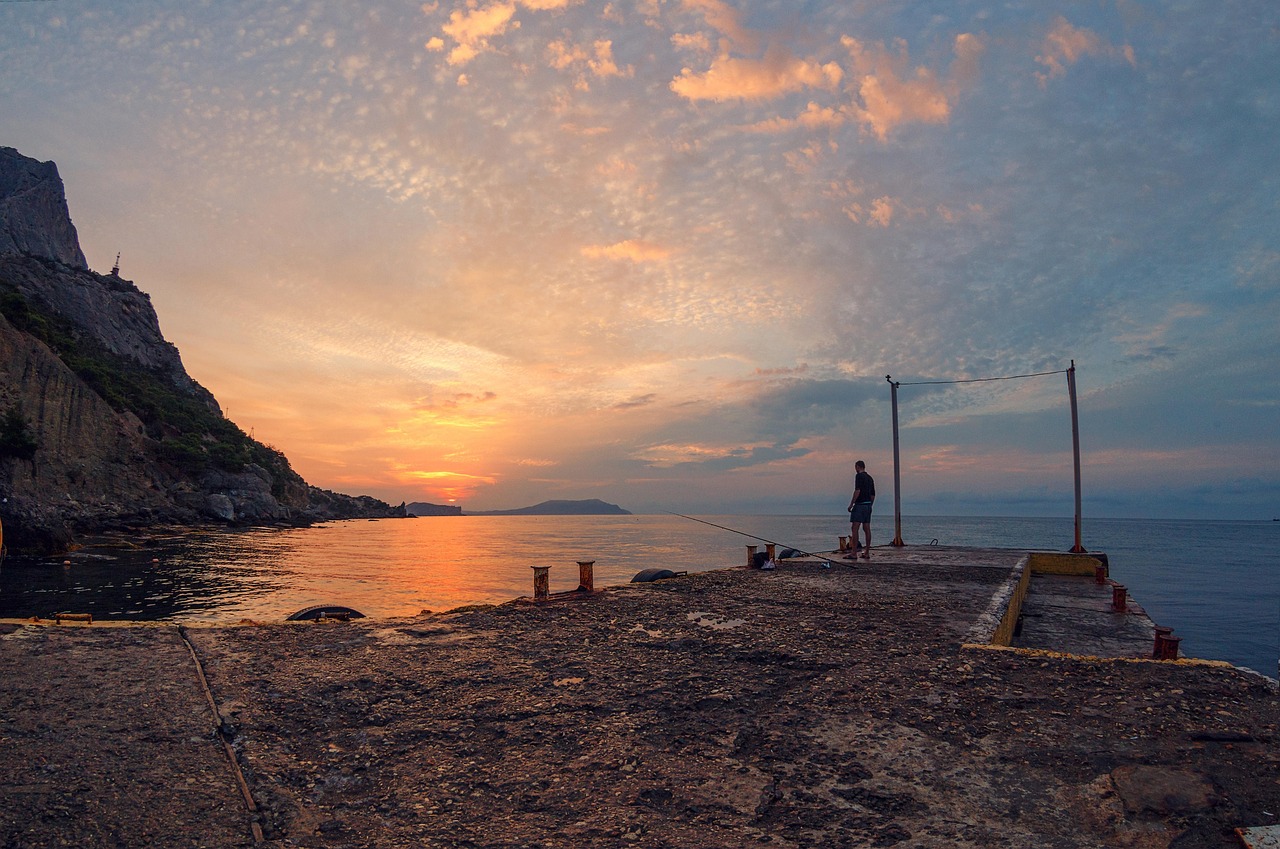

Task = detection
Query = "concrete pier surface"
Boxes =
[1,546,1277,848]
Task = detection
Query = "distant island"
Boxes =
[404,502,463,517]
[406,499,631,517]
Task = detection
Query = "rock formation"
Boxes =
[0,147,403,552]
[0,148,87,269]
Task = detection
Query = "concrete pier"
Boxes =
[1,545,1276,847]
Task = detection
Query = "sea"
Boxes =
[0,515,1275,678]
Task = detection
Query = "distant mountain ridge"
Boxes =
[0,146,404,552]
[464,499,631,516]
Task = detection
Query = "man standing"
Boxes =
[847,460,875,560]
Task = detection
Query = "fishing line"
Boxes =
[662,511,836,563]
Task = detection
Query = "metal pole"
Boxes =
[1067,361,1086,552]
[887,375,904,547]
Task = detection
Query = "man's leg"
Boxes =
[860,521,871,558]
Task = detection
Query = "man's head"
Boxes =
[855,460,865,471]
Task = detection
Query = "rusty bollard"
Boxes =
[531,565,550,602]
[839,535,849,552]
[1152,626,1174,658]
[576,560,595,592]
[765,543,776,561]
[1155,632,1182,660]
[1094,562,1107,585]
[746,545,757,566]
[1111,584,1127,612]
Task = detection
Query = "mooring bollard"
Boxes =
[531,565,550,601]
[1155,633,1182,660]
[746,545,757,566]
[765,543,776,561]
[839,536,849,552]
[1094,562,1107,584]
[576,560,595,592]
[1111,584,1127,612]
[1152,626,1174,658]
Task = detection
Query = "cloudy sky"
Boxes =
[2,0,1277,519]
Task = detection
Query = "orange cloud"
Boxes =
[681,0,758,53]
[730,32,981,141]
[589,40,627,79]
[671,45,843,101]
[393,468,498,503]
[671,32,712,54]
[841,36,955,140]
[1035,17,1135,87]
[744,101,845,133]
[440,2,516,65]
[547,38,632,87]
[868,196,896,227]
[581,239,671,262]
[436,0,578,66]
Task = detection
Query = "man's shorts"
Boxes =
[850,503,873,524]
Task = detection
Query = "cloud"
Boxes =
[743,101,845,133]
[733,31,983,141]
[671,45,843,102]
[613,393,658,410]
[1115,303,1206,362]
[547,38,632,88]
[413,390,498,411]
[435,0,577,66]
[634,441,810,471]
[439,2,517,65]
[671,32,712,54]
[868,196,896,227]
[581,239,671,263]
[1035,17,1135,87]
[840,35,968,140]
[680,0,758,53]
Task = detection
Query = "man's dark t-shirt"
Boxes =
[854,470,875,504]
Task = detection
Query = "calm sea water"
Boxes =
[1,515,1276,677]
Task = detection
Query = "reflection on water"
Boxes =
[1,515,1274,677]
[0,515,824,623]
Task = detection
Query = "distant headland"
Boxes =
[406,498,630,517]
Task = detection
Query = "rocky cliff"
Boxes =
[0,147,403,553]
[0,148,87,269]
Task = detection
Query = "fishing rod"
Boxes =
[662,511,838,564]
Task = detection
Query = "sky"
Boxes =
[1,0,1277,520]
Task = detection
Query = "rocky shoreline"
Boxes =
[2,548,1277,847]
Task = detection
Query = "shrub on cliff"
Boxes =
[0,283,292,481]
[0,404,37,460]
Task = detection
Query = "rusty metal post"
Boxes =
[1067,361,1087,552]
[1111,584,1127,612]
[746,545,757,566]
[839,536,849,552]
[887,376,905,546]
[1155,633,1182,660]
[765,543,776,561]
[531,565,550,601]
[1094,561,1107,585]
[576,560,595,592]
[1153,626,1173,658]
